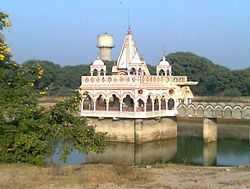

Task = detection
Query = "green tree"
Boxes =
[0,12,105,165]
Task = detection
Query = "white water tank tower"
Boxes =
[97,33,114,61]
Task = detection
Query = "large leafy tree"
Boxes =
[0,12,104,165]
[0,12,11,63]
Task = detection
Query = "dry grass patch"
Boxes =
[0,164,153,189]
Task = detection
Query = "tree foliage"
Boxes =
[0,12,105,165]
[0,12,11,63]
[23,53,250,97]
[166,52,246,96]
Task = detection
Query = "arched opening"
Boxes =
[93,69,98,76]
[159,69,165,76]
[138,68,142,76]
[154,98,159,111]
[96,95,106,111]
[168,98,175,110]
[130,67,136,75]
[232,107,242,119]
[178,105,187,116]
[197,106,204,117]
[166,69,170,76]
[146,96,153,111]
[242,107,250,119]
[137,99,145,112]
[123,95,134,112]
[215,107,223,118]
[187,106,196,116]
[161,97,166,110]
[204,106,214,118]
[82,95,94,111]
[223,107,232,119]
[109,94,120,111]
[100,69,105,76]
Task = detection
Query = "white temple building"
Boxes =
[80,29,198,119]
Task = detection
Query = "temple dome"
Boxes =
[92,57,105,66]
[159,56,170,66]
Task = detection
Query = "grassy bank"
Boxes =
[0,164,250,189]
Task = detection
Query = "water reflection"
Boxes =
[86,139,177,165]
[51,137,250,166]
[203,142,217,166]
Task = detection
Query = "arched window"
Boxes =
[168,98,175,110]
[137,99,145,112]
[82,94,94,110]
[138,68,142,76]
[159,69,165,76]
[109,94,120,111]
[161,97,166,110]
[123,95,134,112]
[93,69,98,76]
[154,98,159,111]
[96,95,106,111]
[100,69,105,76]
[130,68,136,75]
[146,96,153,111]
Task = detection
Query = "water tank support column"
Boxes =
[203,118,217,143]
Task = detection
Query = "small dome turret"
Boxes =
[90,57,106,76]
[92,57,105,66]
[159,56,170,66]
[156,56,172,76]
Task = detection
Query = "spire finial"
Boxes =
[128,25,132,34]
[127,8,131,34]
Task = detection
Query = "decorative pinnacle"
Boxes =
[128,26,132,34]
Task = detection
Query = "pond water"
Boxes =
[51,137,250,166]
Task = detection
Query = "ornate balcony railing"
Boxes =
[81,75,193,89]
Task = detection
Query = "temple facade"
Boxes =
[79,29,198,119]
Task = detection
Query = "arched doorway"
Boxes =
[154,98,159,111]
[123,95,134,112]
[161,97,166,110]
[96,95,106,111]
[109,94,120,111]
[146,96,153,111]
[137,99,145,112]
[82,95,94,110]
[168,98,175,110]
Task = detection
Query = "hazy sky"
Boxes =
[1,0,250,69]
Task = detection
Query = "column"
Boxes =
[120,100,123,112]
[106,99,109,111]
[93,100,96,112]
[203,118,217,143]
[165,100,168,111]
[159,100,161,111]
[174,99,178,110]
[134,101,137,112]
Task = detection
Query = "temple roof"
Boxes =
[117,29,144,69]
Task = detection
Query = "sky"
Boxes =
[1,0,250,69]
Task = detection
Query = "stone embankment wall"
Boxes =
[87,117,177,143]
